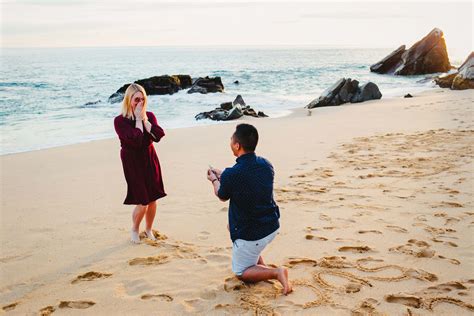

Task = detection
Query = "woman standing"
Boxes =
[114,83,166,243]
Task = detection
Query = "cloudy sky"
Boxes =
[2,0,472,59]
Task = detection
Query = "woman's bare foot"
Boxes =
[131,229,140,244]
[277,267,292,295]
[145,229,156,241]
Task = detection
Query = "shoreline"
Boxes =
[1,86,439,157]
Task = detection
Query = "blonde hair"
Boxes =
[121,83,148,119]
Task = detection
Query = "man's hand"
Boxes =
[207,169,218,182]
[212,168,222,180]
[209,167,222,180]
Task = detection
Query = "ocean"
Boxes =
[0,46,440,155]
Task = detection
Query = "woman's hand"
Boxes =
[133,103,146,121]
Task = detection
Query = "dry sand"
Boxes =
[1,88,473,315]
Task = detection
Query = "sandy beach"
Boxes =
[1,88,473,315]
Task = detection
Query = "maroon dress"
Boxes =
[114,111,166,205]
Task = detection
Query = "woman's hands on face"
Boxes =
[133,102,146,121]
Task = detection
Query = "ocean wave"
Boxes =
[0,82,50,89]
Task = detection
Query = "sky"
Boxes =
[1,0,472,60]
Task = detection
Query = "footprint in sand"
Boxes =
[385,225,408,233]
[357,230,382,235]
[141,294,173,302]
[385,294,423,308]
[39,305,56,316]
[435,201,464,208]
[389,239,435,258]
[2,302,19,311]
[351,298,381,315]
[58,300,96,309]
[284,257,318,268]
[129,255,170,266]
[305,234,328,241]
[338,246,374,253]
[71,271,112,284]
[198,231,210,240]
[138,230,167,241]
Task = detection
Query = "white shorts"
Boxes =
[232,229,278,276]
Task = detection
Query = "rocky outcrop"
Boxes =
[306,78,382,109]
[370,28,451,75]
[187,76,224,94]
[108,75,193,103]
[434,52,474,90]
[195,95,268,121]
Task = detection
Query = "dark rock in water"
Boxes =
[233,94,246,107]
[83,100,101,106]
[226,106,243,120]
[135,75,181,95]
[307,78,346,108]
[195,95,267,121]
[220,102,233,111]
[370,28,451,75]
[176,75,193,89]
[188,76,224,94]
[109,75,193,103]
[109,92,125,104]
[434,52,474,90]
[434,73,456,88]
[234,80,240,84]
[243,108,258,118]
[370,45,406,74]
[339,79,359,103]
[306,78,382,109]
[404,93,413,98]
[351,82,382,103]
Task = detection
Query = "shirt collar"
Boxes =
[236,152,256,163]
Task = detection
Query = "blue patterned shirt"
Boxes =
[218,152,280,242]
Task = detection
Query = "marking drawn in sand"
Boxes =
[71,271,112,284]
[313,270,372,293]
[386,292,474,312]
[389,239,461,265]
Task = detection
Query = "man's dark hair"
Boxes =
[233,124,259,152]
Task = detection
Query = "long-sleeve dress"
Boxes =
[114,111,166,205]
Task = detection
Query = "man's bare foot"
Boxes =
[277,267,292,295]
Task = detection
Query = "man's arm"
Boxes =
[207,169,229,202]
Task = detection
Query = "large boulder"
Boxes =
[370,45,406,74]
[195,95,267,121]
[306,78,382,109]
[370,28,451,75]
[351,82,383,103]
[108,74,193,103]
[435,52,474,90]
[188,76,224,94]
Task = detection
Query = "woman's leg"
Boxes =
[145,200,157,240]
[131,204,148,243]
